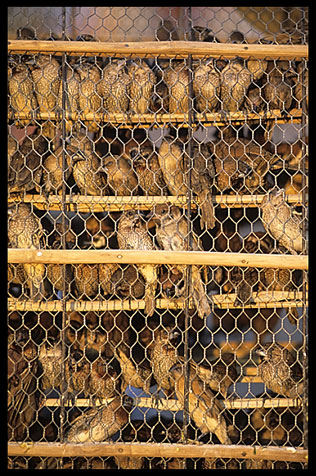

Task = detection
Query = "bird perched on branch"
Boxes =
[255,343,304,398]
[8,132,48,196]
[170,364,231,444]
[193,58,221,114]
[56,62,80,134]
[260,188,303,254]
[102,155,138,196]
[117,210,158,316]
[149,204,211,319]
[42,145,74,196]
[65,394,134,443]
[8,203,46,301]
[164,61,190,114]
[75,57,102,132]
[73,263,100,299]
[128,59,156,114]
[100,59,130,114]
[109,265,146,299]
[115,345,153,394]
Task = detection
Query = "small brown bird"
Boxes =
[193,58,221,114]
[102,155,138,196]
[56,63,80,133]
[150,204,211,319]
[75,58,102,132]
[294,61,308,109]
[69,132,108,196]
[65,394,133,443]
[263,60,295,112]
[109,265,146,299]
[191,26,219,42]
[128,143,168,196]
[38,340,66,393]
[244,82,265,113]
[220,57,252,113]
[148,327,179,397]
[115,345,153,393]
[42,144,74,196]
[157,134,188,196]
[128,59,156,114]
[100,59,130,114]
[256,343,304,398]
[46,226,75,296]
[170,364,231,444]
[8,132,48,196]
[164,61,190,114]
[8,203,46,300]
[98,263,120,296]
[117,210,158,316]
[260,188,303,254]
[73,263,100,299]
[65,312,109,357]
[8,56,38,127]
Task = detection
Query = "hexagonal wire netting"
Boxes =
[8,6,308,470]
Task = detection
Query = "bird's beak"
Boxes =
[255,348,266,357]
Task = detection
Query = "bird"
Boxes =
[73,263,100,299]
[75,57,102,132]
[8,56,38,127]
[115,345,153,393]
[147,327,180,397]
[255,343,304,398]
[65,394,133,443]
[158,267,184,298]
[191,26,219,42]
[42,144,75,196]
[102,155,138,196]
[100,59,130,114]
[98,263,120,296]
[260,188,303,254]
[220,57,253,113]
[38,340,68,397]
[193,58,221,114]
[8,132,48,196]
[294,61,308,109]
[127,142,168,196]
[117,210,158,316]
[69,132,109,196]
[164,61,190,114]
[243,82,265,113]
[170,364,231,444]
[8,203,46,301]
[56,62,80,134]
[158,136,216,229]
[128,59,156,114]
[109,265,146,299]
[149,203,211,319]
[263,60,295,113]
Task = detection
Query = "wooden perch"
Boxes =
[8,40,308,59]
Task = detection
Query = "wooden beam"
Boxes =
[7,249,308,270]
[7,441,308,462]
[8,40,308,59]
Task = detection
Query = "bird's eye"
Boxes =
[130,149,138,159]
[161,208,167,215]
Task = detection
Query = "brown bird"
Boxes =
[38,340,71,398]
[98,263,120,296]
[294,61,308,109]
[46,226,75,296]
[109,265,146,299]
[256,343,304,398]
[65,312,109,357]
[244,82,265,113]
[193,58,221,114]
[117,210,158,316]
[128,143,168,196]
[73,263,100,299]
[56,63,80,133]
[8,56,38,127]
[100,59,130,114]
[102,155,138,196]
[148,327,180,397]
[115,345,153,394]
[164,61,190,113]
[8,203,46,300]
[42,144,74,196]
[150,204,211,319]
[263,60,295,113]
[170,364,231,444]
[75,58,102,132]
[69,132,108,196]
[152,61,169,113]
[220,57,253,113]
[191,26,219,42]
[65,394,133,443]
[128,59,156,114]
[8,132,48,196]
[158,267,184,298]
[158,136,216,229]
[260,188,303,254]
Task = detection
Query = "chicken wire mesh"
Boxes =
[8,6,308,470]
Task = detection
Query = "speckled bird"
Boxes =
[109,265,146,299]
[220,57,253,113]
[42,144,74,196]
[98,263,120,296]
[263,60,295,112]
[193,58,221,114]
[116,345,152,394]
[8,203,45,300]
[294,61,308,109]
[128,59,156,114]
[100,59,130,114]
[65,394,133,443]
[260,188,303,254]
[75,58,102,132]
[56,63,80,133]
[256,343,303,398]
[117,210,158,316]
[164,61,190,114]
[150,204,211,319]
[102,155,138,196]
[73,263,100,299]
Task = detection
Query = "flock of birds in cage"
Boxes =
[8,21,307,470]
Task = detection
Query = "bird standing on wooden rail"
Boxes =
[100,59,130,114]
[128,58,156,114]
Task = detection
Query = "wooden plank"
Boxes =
[7,193,305,212]
[7,441,308,462]
[7,40,309,59]
[7,249,308,270]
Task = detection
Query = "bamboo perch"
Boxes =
[7,292,306,312]
[7,193,305,212]
[7,442,308,462]
[7,249,308,270]
[7,40,309,60]
[7,108,303,127]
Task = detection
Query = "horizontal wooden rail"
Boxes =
[7,193,305,212]
[7,441,308,462]
[8,40,309,59]
[7,292,306,312]
[8,249,308,269]
[7,108,303,127]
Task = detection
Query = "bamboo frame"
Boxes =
[7,193,305,212]
[7,441,307,462]
[7,249,308,270]
[7,40,308,59]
